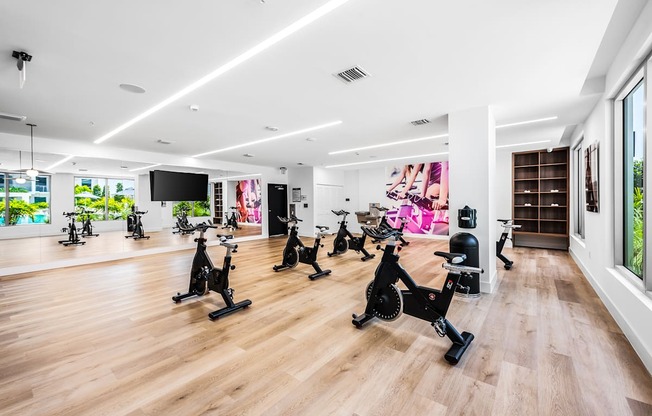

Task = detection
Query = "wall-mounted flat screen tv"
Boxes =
[149,170,208,201]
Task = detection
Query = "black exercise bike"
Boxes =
[173,208,194,235]
[59,212,85,246]
[373,206,410,246]
[223,207,240,230]
[352,226,483,364]
[327,210,375,261]
[126,210,150,240]
[497,219,521,270]
[272,215,331,280]
[172,222,252,320]
[78,209,99,237]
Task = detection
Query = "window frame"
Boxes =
[615,63,648,289]
[0,173,51,226]
[73,175,135,221]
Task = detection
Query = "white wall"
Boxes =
[569,1,652,374]
[287,167,315,237]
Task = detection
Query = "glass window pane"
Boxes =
[74,177,107,221]
[624,80,645,278]
[107,178,135,220]
[192,185,211,217]
[7,174,50,225]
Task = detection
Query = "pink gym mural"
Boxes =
[235,179,262,224]
[385,161,449,236]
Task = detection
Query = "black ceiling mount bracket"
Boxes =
[12,50,32,62]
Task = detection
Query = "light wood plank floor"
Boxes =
[1,236,652,415]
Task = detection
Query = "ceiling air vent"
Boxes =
[334,66,370,83]
[0,112,27,122]
[156,139,174,145]
[410,119,431,126]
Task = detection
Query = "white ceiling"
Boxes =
[0,0,636,171]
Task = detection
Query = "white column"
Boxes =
[448,106,497,293]
[137,173,163,232]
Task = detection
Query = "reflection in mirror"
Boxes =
[0,147,266,272]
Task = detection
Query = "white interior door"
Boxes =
[315,184,344,233]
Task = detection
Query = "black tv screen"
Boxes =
[149,170,208,201]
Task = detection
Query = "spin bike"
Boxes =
[173,208,194,235]
[59,212,85,246]
[272,215,331,280]
[78,209,99,237]
[327,210,375,261]
[125,210,150,240]
[172,222,252,320]
[223,207,240,230]
[497,219,521,270]
[352,226,483,364]
[373,206,409,246]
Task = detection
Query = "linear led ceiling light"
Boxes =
[496,140,550,149]
[93,0,352,145]
[329,133,449,155]
[495,116,557,129]
[326,152,449,169]
[328,116,557,155]
[192,120,342,158]
[45,155,74,171]
[129,163,161,172]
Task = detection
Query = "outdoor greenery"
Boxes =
[172,198,211,218]
[0,183,50,225]
[74,182,134,221]
[631,187,644,276]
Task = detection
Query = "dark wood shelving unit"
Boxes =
[213,182,224,225]
[512,147,569,250]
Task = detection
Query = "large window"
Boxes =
[573,141,585,239]
[623,80,645,278]
[171,186,211,218]
[0,174,51,226]
[74,177,135,221]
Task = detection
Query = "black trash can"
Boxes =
[450,232,480,297]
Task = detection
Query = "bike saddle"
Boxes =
[331,210,350,216]
[315,225,329,230]
[434,251,466,264]
[497,219,512,224]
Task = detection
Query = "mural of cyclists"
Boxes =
[385,161,449,236]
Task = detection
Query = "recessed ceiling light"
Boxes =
[326,152,449,168]
[189,105,199,112]
[306,137,317,142]
[156,139,174,145]
[120,165,129,169]
[265,126,279,131]
[297,162,304,165]
[243,153,255,157]
[94,0,351,145]
[78,168,88,172]
[119,83,146,94]
[89,121,95,126]
[192,120,342,158]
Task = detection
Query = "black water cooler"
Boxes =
[451,206,481,297]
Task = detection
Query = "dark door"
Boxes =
[268,183,288,236]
